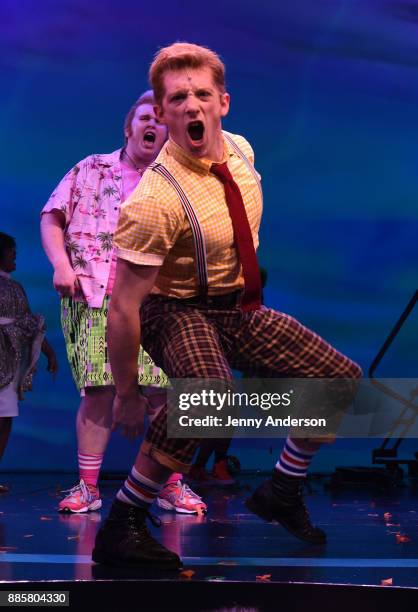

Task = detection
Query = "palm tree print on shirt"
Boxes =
[97,232,113,252]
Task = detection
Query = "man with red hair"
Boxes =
[93,43,361,569]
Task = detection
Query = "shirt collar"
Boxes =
[0,270,10,279]
[166,133,234,175]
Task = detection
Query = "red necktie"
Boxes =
[211,162,261,311]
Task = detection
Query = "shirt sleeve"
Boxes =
[114,175,185,267]
[41,157,90,225]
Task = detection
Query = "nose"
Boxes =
[185,92,200,115]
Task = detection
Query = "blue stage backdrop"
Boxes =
[1,0,418,472]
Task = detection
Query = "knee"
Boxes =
[82,387,115,412]
[343,360,363,380]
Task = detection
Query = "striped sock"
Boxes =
[78,452,104,487]
[276,438,320,478]
[116,466,164,509]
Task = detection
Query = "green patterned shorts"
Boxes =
[61,296,169,394]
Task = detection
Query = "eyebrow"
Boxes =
[169,89,188,98]
[169,86,214,99]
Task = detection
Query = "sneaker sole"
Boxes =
[92,549,183,570]
[59,499,102,514]
[245,497,326,545]
[156,497,206,515]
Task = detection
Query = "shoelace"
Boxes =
[127,510,162,545]
[178,482,202,502]
[61,480,93,501]
[126,509,161,528]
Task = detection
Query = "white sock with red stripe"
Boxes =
[78,452,103,487]
[276,438,320,478]
[116,466,164,509]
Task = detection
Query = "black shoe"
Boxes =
[92,499,182,569]
[246,471,326,544]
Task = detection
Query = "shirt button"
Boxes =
[106,260,109,263]
[100,285,104,288]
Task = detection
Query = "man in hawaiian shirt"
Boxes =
[40,90,206,516]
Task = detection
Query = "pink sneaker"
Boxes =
[157,481,207,515]
[58,479,102,513]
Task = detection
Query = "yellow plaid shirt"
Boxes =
[115,131,262,298]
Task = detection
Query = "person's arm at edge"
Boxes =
[41,338,58,375]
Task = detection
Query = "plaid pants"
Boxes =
[140,295,362,472]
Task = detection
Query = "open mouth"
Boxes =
[187,121,204,142]
[143,131,156,144]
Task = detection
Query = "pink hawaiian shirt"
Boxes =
[41,149,126,308]
[105,160,142,295]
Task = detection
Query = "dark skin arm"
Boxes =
[41,338,58,375]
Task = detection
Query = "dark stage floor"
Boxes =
[0,472,418,610]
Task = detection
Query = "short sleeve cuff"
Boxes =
[116,247,164,267]
[40,206,68,224]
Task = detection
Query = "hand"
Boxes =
[142,387,167,422]
[17,385,25,401]
[46,351,58,377]
[42,341,58,377]
[111,392,148,440]
[53,262,79,297]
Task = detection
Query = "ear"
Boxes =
[154,103,164,122]
[220,92,230,118]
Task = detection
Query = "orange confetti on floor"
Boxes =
[256,574,272,581]
[396,534,411,544]
[179,570,195,579]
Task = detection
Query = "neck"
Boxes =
[211,135,225,162]
[123,144,151,171]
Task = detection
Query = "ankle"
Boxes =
[110,498,148,518]
[272,469,306,497]
[273,468,304,481]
